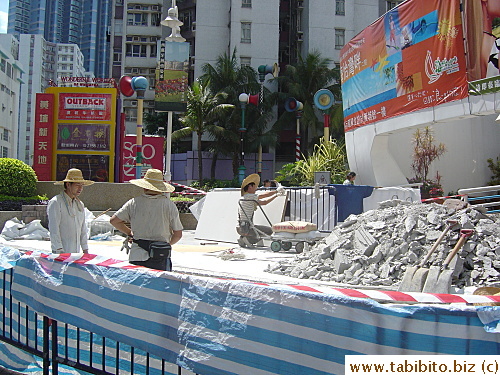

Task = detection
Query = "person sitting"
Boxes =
[343,171,356,185]
[237,174,280,246]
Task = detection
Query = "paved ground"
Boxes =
[2,229,312,286]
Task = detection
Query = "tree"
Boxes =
[200,48,275,177]
[410,126,446,198]
[172,81,233,184]
[271,51,341,155]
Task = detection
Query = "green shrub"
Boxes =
[487,156,500,185]
[0,158,38,197]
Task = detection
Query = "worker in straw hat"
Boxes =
[237,173,284,244]
[110,169,183,271]
[47,168,94,254]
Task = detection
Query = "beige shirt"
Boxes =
[115,194,183,261]
[47,192,88,253]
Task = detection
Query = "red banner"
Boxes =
[32,94,54,181]
[340,0,468,132]
[58,93,113,121]
[120,136,164,182]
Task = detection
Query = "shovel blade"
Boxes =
[433,269,454,294]
[408,268,429,292]
[422,266,442,293]
[398,266,418,292]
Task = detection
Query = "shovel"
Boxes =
[398,219,457,292]
[422,229,474,294]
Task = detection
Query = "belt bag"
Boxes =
[134,239,171,260]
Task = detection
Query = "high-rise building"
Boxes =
[109,0,167,133]
[7,0,112,78]
[0,35,24,160]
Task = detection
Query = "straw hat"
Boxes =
[473,286,500,306]
[129,169,174,193]
[241,173,260,196]
[54,168,94,186]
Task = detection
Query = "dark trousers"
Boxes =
[130,257,172,271]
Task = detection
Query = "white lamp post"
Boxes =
[160,0,185,182]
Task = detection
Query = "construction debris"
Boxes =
[266,200,500,291]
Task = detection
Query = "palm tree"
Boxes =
[200,48,268,177]
[272,50,340,155]
[172,81,233,184]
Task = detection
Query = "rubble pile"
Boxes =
[267,200,500,290]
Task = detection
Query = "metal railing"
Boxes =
[0,268,197,375]
[458,184,500,213]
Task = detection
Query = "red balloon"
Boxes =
[119,75,134,97]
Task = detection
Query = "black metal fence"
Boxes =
[0,268,197,375]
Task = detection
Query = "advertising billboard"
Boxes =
[45,87,118,182]
[120,136,164,182]
[154,40,189,112]
[340,0,468,132]
[463,0,500,95]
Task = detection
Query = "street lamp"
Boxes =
[285,97,304,161]
[118,75,148,179]
[255,63,279,174]
[313,89,335,140]
[160,0,185,182]
[131,76,148,179]
[238,93,249,184]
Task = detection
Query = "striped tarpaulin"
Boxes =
[9,251,500,375]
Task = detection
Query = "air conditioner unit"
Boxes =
[297,1,304,9]
[131,67,139,73]
[151,5,159,11]
[134,5,141,9]
[131,100,137,106]
[132,36,140,41]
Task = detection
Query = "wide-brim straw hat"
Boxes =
[473,286,500,306]
[54,168,94,186]
[241,173,260,196]
[129,169,174,193]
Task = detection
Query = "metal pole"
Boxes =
[238,103,246,184]
[324,113,330,141]
[295,114,301,162]
[165,111,173,182]
[135,98,144,179]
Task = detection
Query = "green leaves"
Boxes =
[275,138,347,186]
[0,158,38,198]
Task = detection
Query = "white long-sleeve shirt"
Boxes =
[47,192,89,253]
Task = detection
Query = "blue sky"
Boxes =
[0,0,8,34]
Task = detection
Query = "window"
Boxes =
[387,1,403,11]
[242,0,251,8]
[2,146,8,158]
[127,12,148,26]
[150,45,157,58]
[335,0,345,15]
[151,13,161,26]
[126,44,147,57]
[1,129,8,142]
[241,22,251,43]
[240,56,251,67]
[335,29,345,50]
[113,52,122,65]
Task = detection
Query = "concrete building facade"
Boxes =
[0,35,24,160]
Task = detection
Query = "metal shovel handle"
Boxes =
[442,229,474,269]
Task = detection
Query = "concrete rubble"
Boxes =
[266,200,500,290]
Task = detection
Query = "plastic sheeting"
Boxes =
[6,248,500,375]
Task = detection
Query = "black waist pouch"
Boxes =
[134,239,171,260]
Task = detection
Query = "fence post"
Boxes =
[42,316,51,375]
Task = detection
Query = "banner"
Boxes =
[154,40,189,112]
[32,94,54,181]
[120,135,164,182]
[340,0,468,132]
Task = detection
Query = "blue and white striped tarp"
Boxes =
[7,251,500,375]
